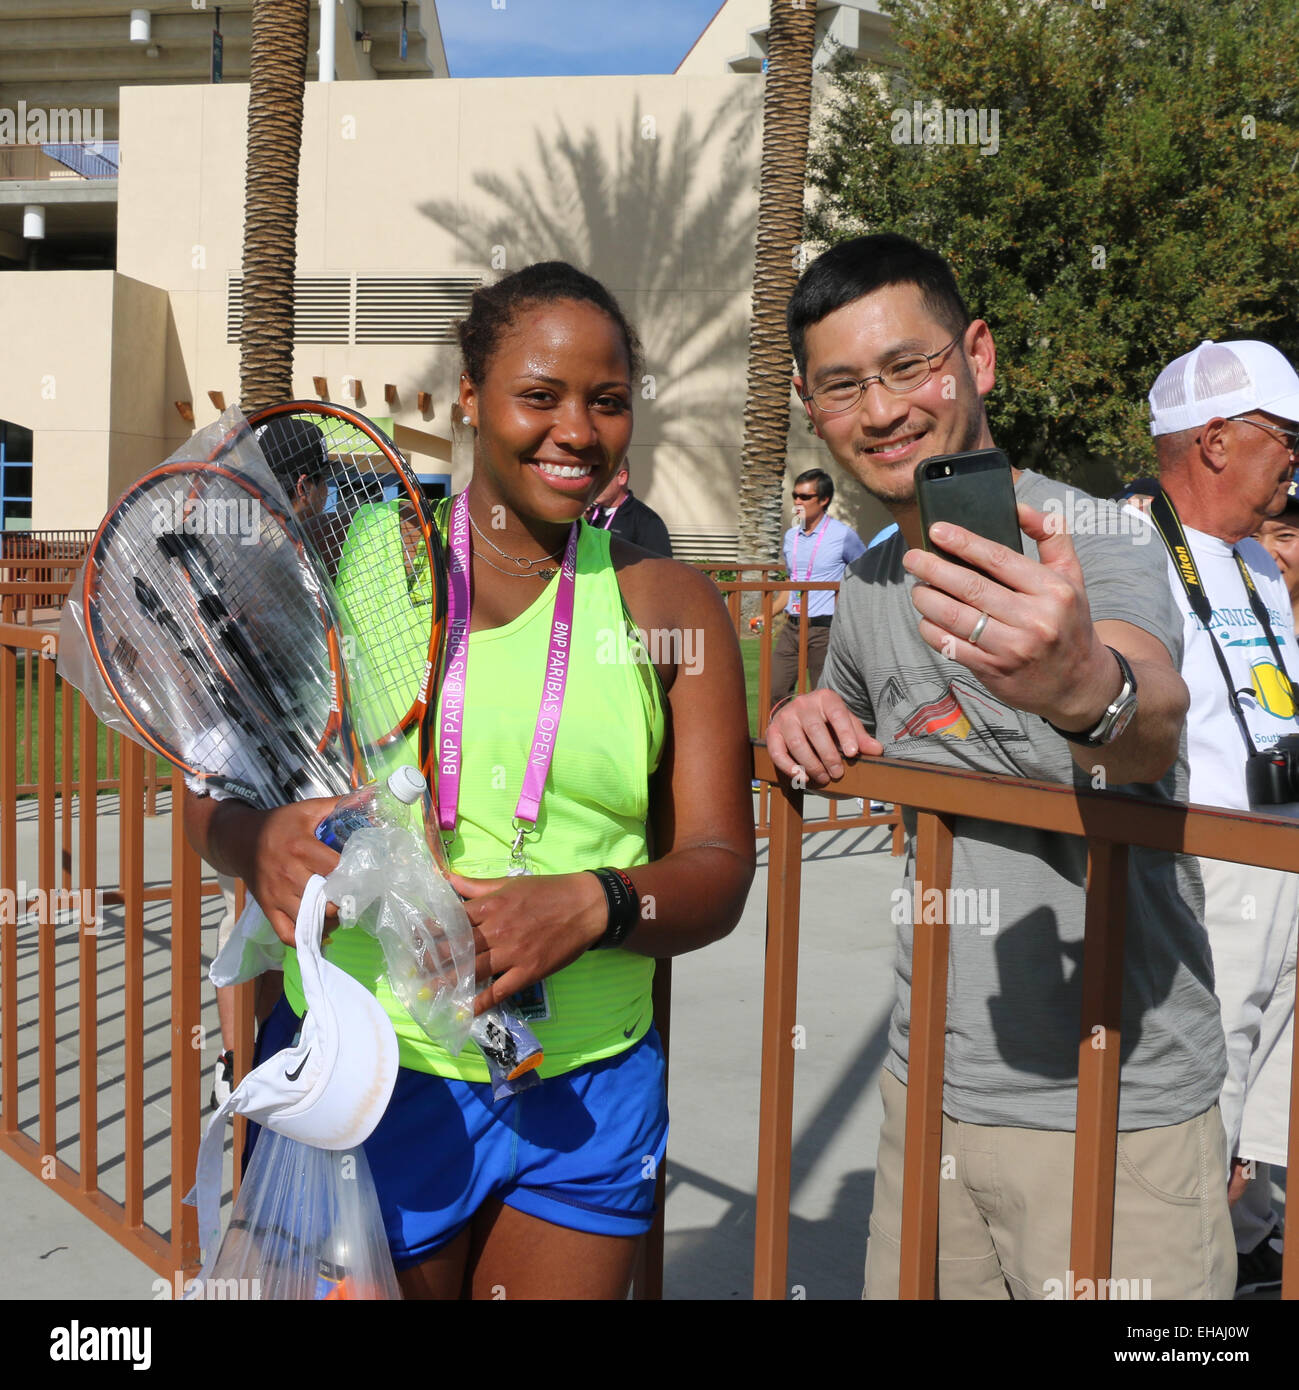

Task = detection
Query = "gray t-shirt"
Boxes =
[822,469,1226,1130]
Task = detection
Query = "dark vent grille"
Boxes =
[355,277,477,344]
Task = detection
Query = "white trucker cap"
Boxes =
[1149,339,1299,437]
[187,875,399,1275]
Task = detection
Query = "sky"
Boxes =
[437,0,727,78]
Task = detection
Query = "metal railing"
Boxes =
[0,567,901,1297]
[751,744,1299,1300]
[0,142,119,182]
[0,618,215,1279]
[1,578,162,808]
[8,601,1293,1299]
[0,537,93,627]
[0,530,94,554]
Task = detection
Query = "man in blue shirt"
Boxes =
[767,468,867,709]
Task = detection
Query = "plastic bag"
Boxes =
[326,825,478,1054]
[55,410,350,806]
[211,896,286,987]
[197,1128,400,1301]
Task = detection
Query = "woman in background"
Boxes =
[1256,481,1299,630]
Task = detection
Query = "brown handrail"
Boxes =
[7,602,1295,1300]
[0,622,223,1278]
[751,743,1299,1301]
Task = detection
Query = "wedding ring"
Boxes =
[968,611,990,647]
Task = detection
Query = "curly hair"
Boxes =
[457,261,644,386]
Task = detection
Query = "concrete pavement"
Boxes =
[0,792,1284,1300]
[0,789,903,1300]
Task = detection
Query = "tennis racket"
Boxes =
[243,407,541,1083]
[80,409,537,1079]
[82,458,360,806]
[243,403,449,800]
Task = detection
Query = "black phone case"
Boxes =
[914,448,1023,563]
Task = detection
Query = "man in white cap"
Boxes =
[1142,338,1299,1295]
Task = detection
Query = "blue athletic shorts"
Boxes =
[247,994,668,1269]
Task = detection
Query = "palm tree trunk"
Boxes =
[737,0,818,560]
[239,0,311,413]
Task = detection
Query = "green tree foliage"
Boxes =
[806,0,1299,489]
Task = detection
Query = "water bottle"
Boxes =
[314,765,425,851]
[313,1225,352,1301]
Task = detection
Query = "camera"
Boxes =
[1245,732,1299,807]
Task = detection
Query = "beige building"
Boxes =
[0,1,896,556]
[677,0,893,76]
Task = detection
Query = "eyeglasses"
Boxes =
[791,491,822,502]
[804,333,963,414]
[1230,416,1299,458]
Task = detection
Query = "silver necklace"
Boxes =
[474,548,557,582]
[469,509,563,577]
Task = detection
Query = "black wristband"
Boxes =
[589,867,639,950]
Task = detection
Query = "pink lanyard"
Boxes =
[789,516,828,611]
[594,497,623,530]
[437,491,579,858]
[790,515,829,579]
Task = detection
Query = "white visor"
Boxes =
[186,875,399,1273]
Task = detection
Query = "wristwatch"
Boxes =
[1045,647,1138,747]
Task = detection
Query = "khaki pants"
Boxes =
[863,1069,1235,1300]
[769,620,831,708]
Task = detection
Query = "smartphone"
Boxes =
[914,448,1023,567]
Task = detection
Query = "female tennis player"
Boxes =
[186,261,755,1300]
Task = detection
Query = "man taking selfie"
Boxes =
[768,233,1232,1299]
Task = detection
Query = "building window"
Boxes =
[0,420,33,531]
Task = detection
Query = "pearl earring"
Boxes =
[462,415,471,425]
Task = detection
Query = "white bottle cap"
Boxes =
[386,765,426,804]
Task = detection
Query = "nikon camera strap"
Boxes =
[1144,485,1297,758]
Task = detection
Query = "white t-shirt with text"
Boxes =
[1168,527,1299,817]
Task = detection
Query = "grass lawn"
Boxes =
[10,659,169,789]
[740,630,815,738]
[741,634,762,738]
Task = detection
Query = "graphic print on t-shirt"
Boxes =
[884,674,1028,754]
[1246,658,1296,719]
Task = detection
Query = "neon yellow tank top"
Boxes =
[281,520,666,1080]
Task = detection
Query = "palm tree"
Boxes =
[419,99,760,529]
[737,0,818,560]
[239,0,311,412]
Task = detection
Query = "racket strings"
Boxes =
[87,468,351,804]
[252,410,439,761]
[161,508,323,724]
